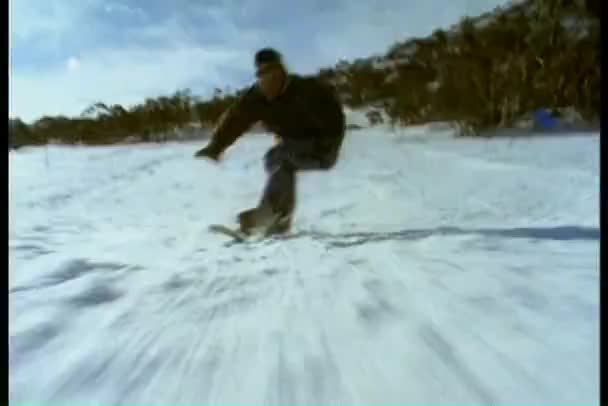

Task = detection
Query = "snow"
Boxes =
[371,57,410,70]
[560,14,592,39]
[388,42,418,59]
[9,127,599,404]
[385,69,399,83]
[344,108,371,128]
[474,14,496,29]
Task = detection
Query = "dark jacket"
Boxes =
[206,74,345,166]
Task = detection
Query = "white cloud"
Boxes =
[104,3,144,16]
[9,0,257,121]
[9,0,99,46]
[10,45,249,121]
[66,57,81,72]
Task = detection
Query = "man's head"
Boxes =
[255,48,287,101]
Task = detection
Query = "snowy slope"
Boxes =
[9,127,599,404]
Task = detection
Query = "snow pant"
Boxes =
[259,138,338,217]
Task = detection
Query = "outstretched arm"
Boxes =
[195,87,261,160]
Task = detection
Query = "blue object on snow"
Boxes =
[533,108,559,130]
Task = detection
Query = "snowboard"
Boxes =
[209,223,292,243]
[209,224,249,243]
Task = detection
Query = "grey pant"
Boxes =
[259,139,337,216]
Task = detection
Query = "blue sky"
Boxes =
[10,0,509,122]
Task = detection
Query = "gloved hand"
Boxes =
[194,145,221,161]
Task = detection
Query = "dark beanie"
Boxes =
[255,48,283,66]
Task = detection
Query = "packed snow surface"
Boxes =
[9,126,599,404]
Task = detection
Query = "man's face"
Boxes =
[256,63,284,100]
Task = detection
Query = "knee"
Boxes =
[264,145,288,173]
[319,151,338,170]
[319,160,335,170]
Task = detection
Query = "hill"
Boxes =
[318,0,600,133]
[9,128,599,403]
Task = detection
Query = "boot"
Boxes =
[238,205,292,236]
[264,213,292,236]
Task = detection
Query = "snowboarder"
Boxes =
[194,48,346,235]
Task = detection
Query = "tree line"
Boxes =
[9,88,239,147]
[321,0,600,134]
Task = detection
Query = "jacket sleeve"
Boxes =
[206,87,261,155]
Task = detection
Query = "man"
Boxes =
[194,48,345,236]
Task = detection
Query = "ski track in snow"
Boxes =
[9,127,599,404]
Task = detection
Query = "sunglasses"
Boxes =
[255,64,280,79]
